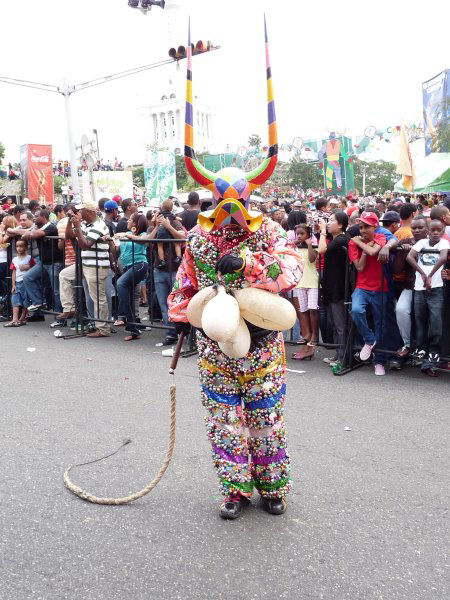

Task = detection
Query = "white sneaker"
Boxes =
[374,364,385,376]
[360,342,376,361]
[28,303,43,312]
[323,357,338,364]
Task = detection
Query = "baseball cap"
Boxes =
[75,199,97,211]
[329,198,339,205]
[357,211,379,227]
[112,195,122,203]
[380,210,400,223]
[293,200,302,207]
[104,200,119,211]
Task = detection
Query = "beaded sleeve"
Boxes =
[242,221,303,294]
[167,245,199,323]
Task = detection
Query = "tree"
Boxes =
[53,176,65,195]
[175,152,208,192]
[131,165,145,188]
[248,134,261,149]
[288,158,322,190]
[353,159,398,194]
[430,98,450,153]
[0,141,5,162]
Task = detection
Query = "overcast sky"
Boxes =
[1,0,448,164]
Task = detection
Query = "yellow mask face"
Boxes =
[198,198,263,233]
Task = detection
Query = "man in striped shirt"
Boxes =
[71,199,111,337]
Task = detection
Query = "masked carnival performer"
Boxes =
[168,18,302,520]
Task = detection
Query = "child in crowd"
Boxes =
[155,198,182,268]
[292,224,319,360]
[348,211,388,375]
[407,219,449,375]
[0,215,17,299]
[4,239,35,327]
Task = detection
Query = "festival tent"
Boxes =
[394,152,450,193]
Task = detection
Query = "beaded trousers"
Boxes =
[197,330,291,500]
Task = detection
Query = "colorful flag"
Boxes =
[396,125,415,192]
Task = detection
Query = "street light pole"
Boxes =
[362,164,367,196]
[61,80,80,200]
[93,129,100,160]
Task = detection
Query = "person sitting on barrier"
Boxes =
[4,239,34,327]
[154,198,182,269]
[348,211,389,376]
[21,209,64,316]
[292,224,319,361]
[116,213,149,342]
[407,219,449,375]
[55,204,78,324]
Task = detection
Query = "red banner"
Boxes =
[27,144,54,207]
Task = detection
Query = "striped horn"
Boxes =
[245,15,278,188]
[184,18,216,191]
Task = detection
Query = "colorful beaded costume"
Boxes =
[168,17,302,501]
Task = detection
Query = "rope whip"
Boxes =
[63,332,185,505]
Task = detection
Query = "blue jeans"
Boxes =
[351,288,388,365]
[414,288,444,354]
[23,260,63,313]
[153,268,176,338]
[117,262,148,335]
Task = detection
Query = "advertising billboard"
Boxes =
[144,150,177,206]
[422,70,449,156]
[20,144,54,206]
[81,170,134,202]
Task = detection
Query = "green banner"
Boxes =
[144,150,177,205]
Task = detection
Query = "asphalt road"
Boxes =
[1,320,448,600]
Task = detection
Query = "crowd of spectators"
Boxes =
[1,189,449,376]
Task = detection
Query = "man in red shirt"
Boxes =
[348,211,389,375]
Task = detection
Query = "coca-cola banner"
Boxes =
[23,144,54,207]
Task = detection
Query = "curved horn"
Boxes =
[184,18,216,191]
[246,15,278,188]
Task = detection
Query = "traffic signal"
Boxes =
[141,0,165,8]
[128,0,165,10]
[169,40,212,60]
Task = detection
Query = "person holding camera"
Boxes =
[68,199,111,338]
[148,202,185,345]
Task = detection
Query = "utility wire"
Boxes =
[1,47,219,95]
[0,79,59,93]
[73,58,173,88]
[0,75,58,89]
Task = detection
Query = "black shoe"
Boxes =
[26,314,46,322]
[220,495,250,520]
[162,336,177,346]
[260,497,287,516]
[389,358,402,370]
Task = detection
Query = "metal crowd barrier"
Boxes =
[1,233,448,373]
[284,245,449,375]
